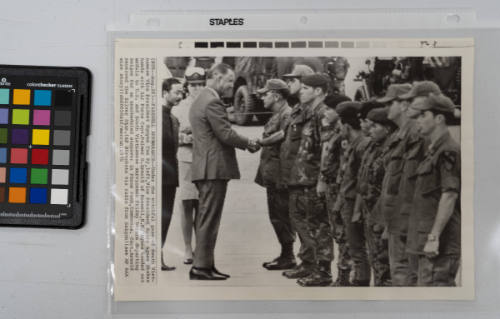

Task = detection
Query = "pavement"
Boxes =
[160,124,341,287]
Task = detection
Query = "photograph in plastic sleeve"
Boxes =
[113,38,474,300]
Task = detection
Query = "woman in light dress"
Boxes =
[171,66,206,264]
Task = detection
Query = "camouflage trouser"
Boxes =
[325,184,351,271]
[417,254,460,287]
[266,187,295,247]
[364,218,391,286]
[289,186,333,266]
[388,233,418,286]
[339,197,371,282]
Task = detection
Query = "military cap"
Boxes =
[282,64,314,79]
[301,73,330,87]
[336,101,362,120]
[376,83,412,103]
[410,93,455,114]
[358,100,384,119]
[257,78,290,94]
[185,66,206,84]
[367,107,392,126]
[398,81,441,100]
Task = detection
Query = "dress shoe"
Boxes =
[189,267,227,280]
[161,253,175,271]
[161,262,176,271]
[282,263,312,279]
[183,258,193,265]
[263,257,297,270]
[212,266,230,278]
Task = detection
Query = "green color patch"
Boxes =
[12,109,30,125]
[0,128,7,144]
[30,168,48,184]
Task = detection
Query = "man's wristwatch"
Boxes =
[427,234,438,242]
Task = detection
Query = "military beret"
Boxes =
[376,83,412,103]
[324,94,351,109]
[399,81,441,100]
[336,101,362,120]
[257,78,290,94]
[367,107,392,126]
[358,101,385,119]
[301,73,330,88]
[410,93,455,114]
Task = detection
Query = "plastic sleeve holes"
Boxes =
[446,14,461,24]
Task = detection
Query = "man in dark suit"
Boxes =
[189,63,260,280]
[162,78,184,271]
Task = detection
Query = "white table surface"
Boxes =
[1,1,500,318]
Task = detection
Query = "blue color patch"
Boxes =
[34,90,52,106]
[30,188,47,204]
[0,108,8,124]
[0,89,9,104]
[0,148,6,163]
[9,167,27,183]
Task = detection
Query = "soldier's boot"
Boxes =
[263,243,296,270]
[331,268,351,287]
[297,261,333,287]
[282,262,313,279]
[351,262,371,286]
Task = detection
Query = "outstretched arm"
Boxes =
[206,98,249,149]
[258,130,285,146]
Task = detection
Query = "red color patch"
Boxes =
[31,149,49,165]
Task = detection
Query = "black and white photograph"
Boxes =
[161,55,462,283]
[114,38,474,300]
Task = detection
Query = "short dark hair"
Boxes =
[162,78,181,93]
[206,63,232,79]
[312,83,329,95]
[272,88,289,100]
[341,116,361,130]
[428,109,454,125]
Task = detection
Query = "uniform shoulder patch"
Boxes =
[441,150,457,171]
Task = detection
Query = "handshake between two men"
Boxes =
[247,130,285,153]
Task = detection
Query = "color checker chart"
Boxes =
[0,66,90,228]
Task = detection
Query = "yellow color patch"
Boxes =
[32,129,50,145]
[13,89,31,105]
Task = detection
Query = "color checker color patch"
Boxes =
[0,65,90,229]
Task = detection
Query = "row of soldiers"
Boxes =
[255,64,461,287]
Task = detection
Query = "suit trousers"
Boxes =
[162,186,177,247]
[193,180,228,268]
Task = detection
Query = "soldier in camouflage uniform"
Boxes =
[286,74,337,287]
[319,94,353,286]
[283,64,315,109]
[379,82,441,286]
[255,79,296,270]
[406,93,461,286]
[357,107,397,286]
[281,66,316,280]
[334,101,371,286]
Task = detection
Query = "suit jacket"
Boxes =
[189,88,249,181]
[163,105,179,187]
